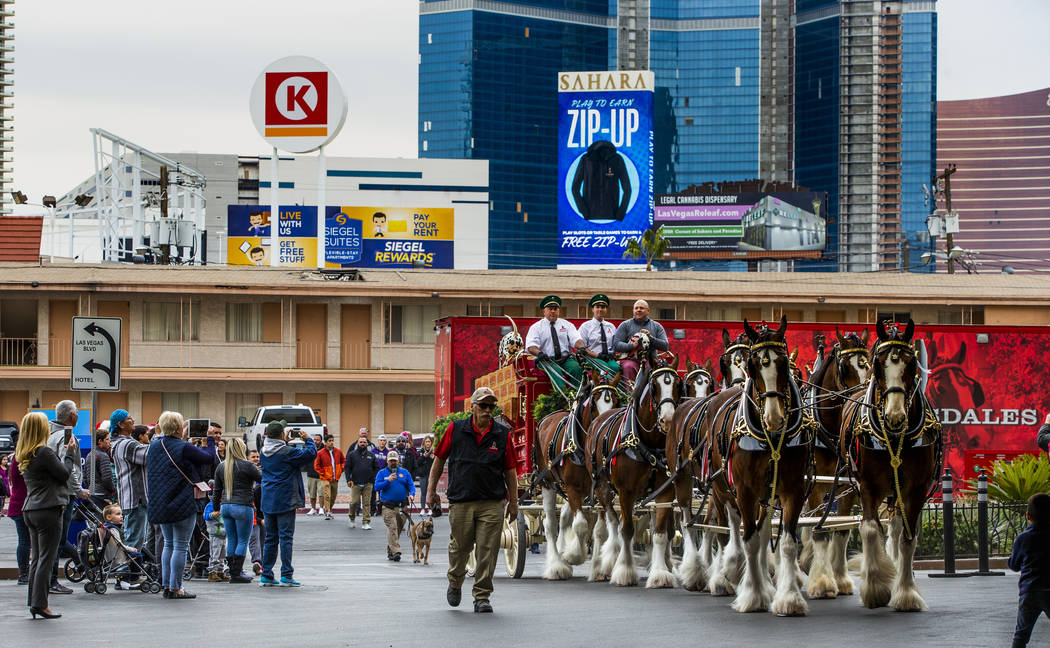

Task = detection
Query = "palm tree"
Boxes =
[622,225,668,271]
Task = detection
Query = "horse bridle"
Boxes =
[871,339,920,432]
[750,339,791,405]
[647,365,682,413]
[722,342,751,387]
[589,384,621,411]
[685,368,712,393]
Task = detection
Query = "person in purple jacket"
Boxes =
[5,445,30,585]
[1009,492,1050,647]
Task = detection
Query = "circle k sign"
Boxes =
[250,56,348,153]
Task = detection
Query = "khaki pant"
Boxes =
[381,505,408,555]
[447,499,505,602]
[348,483,372,523]
[322,480,339,512]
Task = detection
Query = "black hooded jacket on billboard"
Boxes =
[571,140,631,222]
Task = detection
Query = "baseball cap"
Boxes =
[386,450,399,461]
[378,434,387,441]
[265,420,286,436]
[470,386,498,404]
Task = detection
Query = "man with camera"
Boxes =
[259,421,316,587]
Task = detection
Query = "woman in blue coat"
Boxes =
[146,411,217,599]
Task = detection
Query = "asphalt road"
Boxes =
[0,512,1042,647]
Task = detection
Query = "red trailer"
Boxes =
[435,316,1050,575]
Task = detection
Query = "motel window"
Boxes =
[227,303,263,342]
[162,392,199,418]
[403,395,436,436]
[385,304,441,344]
[142,300,200,341]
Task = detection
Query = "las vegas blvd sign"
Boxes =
[249,56,348,154]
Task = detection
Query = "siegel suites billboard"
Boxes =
[228,205,454,268]
[656,191,828,260]
[557,70,654,266]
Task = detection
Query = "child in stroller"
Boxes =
[66,498,162,594]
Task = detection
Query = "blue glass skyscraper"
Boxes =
[419,0,937,271]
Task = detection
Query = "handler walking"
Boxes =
[427,387,517,613]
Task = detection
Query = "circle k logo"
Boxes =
[265,71,328,126]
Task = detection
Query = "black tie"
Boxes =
[599,322,608,356]
[550,321,562,359]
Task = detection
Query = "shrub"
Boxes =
[963,453,1050,504]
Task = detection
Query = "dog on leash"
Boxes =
[410,518,435,565]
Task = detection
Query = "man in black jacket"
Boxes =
[427,387,517,613]
[345,433,378,530]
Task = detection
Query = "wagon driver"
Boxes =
[577,293,621,378]
[426,387,517,614]
[525,294,585,393]
[613,299,670,382]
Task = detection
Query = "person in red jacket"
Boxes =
[313,435,345,521]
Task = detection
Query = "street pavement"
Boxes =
[0,512,1042,647]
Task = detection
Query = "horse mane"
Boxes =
[809,345,835,389]
[631,364,650,401]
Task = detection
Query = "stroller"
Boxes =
[183,513,213,581]
[64,498,162,595]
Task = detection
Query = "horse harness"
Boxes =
[842,339,943,541]
[721,342,751,388]
[592,366,679,480]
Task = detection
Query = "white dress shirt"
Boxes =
[525,317,582,358]
[577,318,617,356]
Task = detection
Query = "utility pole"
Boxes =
[159,165,170,265]
[935,164,957,274]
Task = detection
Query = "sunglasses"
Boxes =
[476,402,496,411]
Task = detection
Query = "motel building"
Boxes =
[0,264,1048,447]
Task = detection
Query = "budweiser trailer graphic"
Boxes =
[436,317,1050,481]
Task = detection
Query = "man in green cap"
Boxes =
[577,294,621,378]
[524,295,585,392]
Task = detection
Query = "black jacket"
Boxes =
[22,446,75,511]
[445,417,510,503]
[571,140,631,222]
[416,449,435,480]
[212,459,262,508]
[1037,424,1050,453]
[346,446,379,485]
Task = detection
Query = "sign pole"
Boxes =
[89,390,98,494]
[317,145,326,269]
[270,147,279,267]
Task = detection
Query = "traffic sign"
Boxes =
[249,56,348,153]
[70,316,122,391]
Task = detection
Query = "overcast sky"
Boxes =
[11,0,1050,206]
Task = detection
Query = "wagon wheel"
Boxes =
[502,509,527,579]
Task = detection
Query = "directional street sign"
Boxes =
[70,316,122,391]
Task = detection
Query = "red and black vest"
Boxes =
[445,417,510,503]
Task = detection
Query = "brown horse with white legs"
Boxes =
[802,328,869,599]
[840,319,941,611]
[586,356,682,586]
[533,371,622,580]
[697,317,814,615]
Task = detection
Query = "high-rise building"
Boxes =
[0,1,12,216]
[418,0,936,271]
[937,87,1050,274]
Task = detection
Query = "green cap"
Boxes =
[265,420,287,437]
[589,293,610,308]
[540,295,562,309]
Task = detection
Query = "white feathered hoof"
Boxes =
[675,559,704,592]
[731,588,770,613]
[860,578,893,609]
[610,562,639,587]
[588,563,609,582]
[890,587,928,612]
[835,575,855,595]
[806,574,838,599]
[771,590,809,617]
[646,567,676,589]
[543,558,573,581]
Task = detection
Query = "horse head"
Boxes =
[720,328,751,388]
[638,355,681,433]
[927,338,985,412]
[834,327,871,390]
[744,316,791,433]
[588,370,622,418]
[872,318,918,432]
[685,357,715,398]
